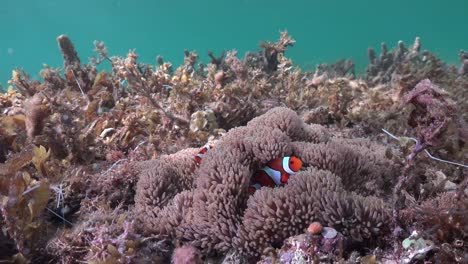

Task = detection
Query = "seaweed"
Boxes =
[0,145,51,259]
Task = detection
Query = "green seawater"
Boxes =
[1,0,467,87]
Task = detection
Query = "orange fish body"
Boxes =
[249,156,302,194]
[195,144,214,165]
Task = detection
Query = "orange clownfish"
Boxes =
[195,144,214,165]
[249,156,302,194]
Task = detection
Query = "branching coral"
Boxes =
[459,50,468,76]
[57,34,93,94]
[135,107,398,258]
[259,31,296,72]
[364,37,458,97]
[366,38,424,85]
[312,59,356,83]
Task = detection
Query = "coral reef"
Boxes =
[0,32,466,263]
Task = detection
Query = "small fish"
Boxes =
[195,144,214,165]
[249,156,302,194]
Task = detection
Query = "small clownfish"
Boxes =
[195,144,214,165]
[249,156,302,194]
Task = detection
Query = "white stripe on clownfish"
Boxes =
[195,144,214,164]
[197,145,212,157]
[203,145,212,152]
[282,156,295,175]
[262,166,282,186]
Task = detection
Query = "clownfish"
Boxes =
[195,144,214,165]
[249,156,302,194]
